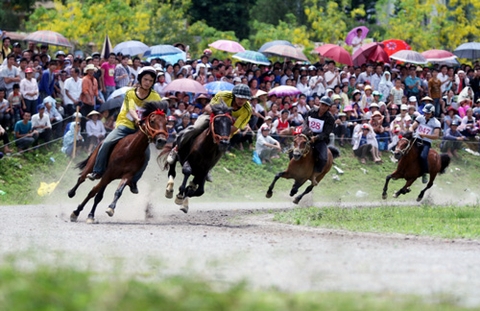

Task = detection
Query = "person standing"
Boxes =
[0,37,11,64]
[64,68,83,117]
[37,60,57,105]
[100,53,117,99]
[114,55,131,89]
[19,67,39,114]
[80,64,101,134]
[351,28,364,54]
[428,68,442,118]
[0,54,21,96]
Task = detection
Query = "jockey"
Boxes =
[409,103,441,184]
[302,96,335,172]
[167,84,252,164]
[87,66,161,194]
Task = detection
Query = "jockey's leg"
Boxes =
[314,141,327,172]
[420,142,431,183]
[168,114,210,164]
[131,146,150,194]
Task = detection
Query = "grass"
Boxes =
[0,260,472,311]
[273,205,480,239]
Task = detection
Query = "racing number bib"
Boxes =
[417,124,433,135]
[308,117,325,133]
[126,105,145,121]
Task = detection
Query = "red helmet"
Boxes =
[167,116,176,122]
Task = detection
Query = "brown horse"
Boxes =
[68,101,169,223]
[160,102,233,213]
[266,134,340,204]
[382,131,451,202]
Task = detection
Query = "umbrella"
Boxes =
[382,39,411,56]
[162,78,207,94]
[421,49,457,64]
[204,81,235,95]
[144,45,183,58]
[390,50,427,65]
[262,45,309,62]
[268,85,301,97]
[99,97,124,112]
[232,50,270,65]
[106,86,132,101]
[258,40,294,53]
[453,42,480,59]
[24,30,72,47]
[314,44,353,66]
[209,39,245,53]
[101,34,113,59]
[345,26,369,46]
[352,42,389,66]
[113,40,149,56]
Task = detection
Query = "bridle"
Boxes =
[395,136,417,157]
[139,109,169,143]
[294,134,311,157]
[209,113,233,144]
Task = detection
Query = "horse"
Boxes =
[67,101,169,223]
[160,103,233,213]
[382,131,451,202]
[266,134,340,204]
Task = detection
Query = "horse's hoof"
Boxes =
[105,207,115,217]
[406,188,411,193]
[416,197,423,202]
[175,195,184,205]
[293,198,300,204]
[180,198,189,213]
[67,190,75,198]
[70,212,78,222]
[165,189,173,199]
[382,193,387,200]
[86,217,96,224]
[266,191,272,199]
[393,193,398,198]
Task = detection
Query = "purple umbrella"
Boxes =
[345,26,369,46]
[268,85,301,97]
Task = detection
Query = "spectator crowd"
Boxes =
[1,35,479,163]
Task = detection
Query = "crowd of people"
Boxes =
[1,35,480,165]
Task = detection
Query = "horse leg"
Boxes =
[266,171,286,198]
[175,170,191,205]
[106,178,128,217]
[293,183,315,205]
[165,175,175,199]
[86,186,106,224]
[382,174,393,199]
[393,179,415,198]
[68,176,86,198]
[417,173,437,202]
[70,183,103,222]
[290,180,304,197]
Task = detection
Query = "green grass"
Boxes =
[274,205,480,239]
[0,260,472,311]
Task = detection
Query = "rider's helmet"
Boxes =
[137,66,157,82]
[319,96,332,106]
[167,116,176,122]
[422,103,435,114]
[232,84,252,100]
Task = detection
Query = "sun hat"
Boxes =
[421,96,433,102]
[451,119,460,126]
[265,116,272,120]
[167,115,176,122]
[390,104,399,110]
[343,105,353,112]
[43,96,56,105]
[372,111,383,118]
[87,110,101,118]
[338,112,347,117]
[408,96,417,102]
[369,103,379,109]
[362,124,370,130]
[364,85,372,91]
[393,125,401,133]
[261,124,270,131]
[372,90,381,96]
[400,104,408,110]
[332,94,342,101]
[37,104,45,110]
[83,64,97,73]
[25,67,34,74]
[447,106,457,112]
[196,94,209,100]
[253,90,268,98]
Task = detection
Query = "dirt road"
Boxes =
[1,197,479,307]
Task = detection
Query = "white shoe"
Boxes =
[167,147,178,165]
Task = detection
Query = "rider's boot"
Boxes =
[87,172,102,181]
[130,182,139,194]
[422,174,428,184]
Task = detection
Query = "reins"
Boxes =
[397,137,417,157]
[139,110,169,143]
[209,113,233,144]
[294,134,311,157]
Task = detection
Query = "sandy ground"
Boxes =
[2,157,480,307]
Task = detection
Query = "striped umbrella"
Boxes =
[24,30,72,48]
[144,45,183,58]
[232,50,270,65]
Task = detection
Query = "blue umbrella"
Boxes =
[453,42,480,59]
[113,40,149,56]
[204,81,234,95]
[146,52,186,65]
[144,44,183,58]
[258,40,294,53]
[232,50,271,65]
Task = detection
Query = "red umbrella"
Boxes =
[162,78,207,94]
[382,39,411,57]
[314,44,353,66]
[352,42,390,66]
[421,49,457,62]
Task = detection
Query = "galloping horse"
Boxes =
[160,103,233,213]
[382,131,450,202]
[266,134,340,204]
[68,101,169,223]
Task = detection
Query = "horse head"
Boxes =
[142,100,169,149]
[210,101,233,152]
[292,134,310,161]
[393,131,415,160]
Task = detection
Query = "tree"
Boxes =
[250,0,307,26]
[305,0,350,44]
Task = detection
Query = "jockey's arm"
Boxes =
[204,104,213,114]
[409,121,419,132]
[421,128,440,140]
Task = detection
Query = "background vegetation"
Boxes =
[2,0,480,60]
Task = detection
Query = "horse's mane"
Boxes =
[211,100,232,115]
[402,131,414,140]
[142,100,169,119]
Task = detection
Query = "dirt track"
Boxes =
[2,197,480,307]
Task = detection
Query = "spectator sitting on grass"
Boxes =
[255,124,281,164]
[31,103,52,148]
[61,118,84,157]
[271,109,292,147]
[86,110,106,153]
[440,119,467,159]
[458,108,478,138]
[14,111,37,153]
[352,123,382,164]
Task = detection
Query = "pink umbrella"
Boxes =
[268,85,301,97]
[345,26,369,46]
[24,30,72,47]
[421,49,457,62]
[162,78,207,94]
[208,39,245,53]
[352,42,390,66]
[314,44,353,66]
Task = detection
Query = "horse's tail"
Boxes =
[439,153,451,174]
[75,154,92,172]
[328,146,340,159]
[158,143,173,171]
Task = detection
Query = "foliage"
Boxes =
[0,259,471,310]
[250,0,307,26]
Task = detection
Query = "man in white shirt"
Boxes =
[351,28,364,54]
[309,68,326,97]
[297,75,310,96]
[31,103,52,147]
[438,65,450,94]
[324,61,340,89]
[64,68,83,117]
[255,124,281,163]
[356,64,374,86]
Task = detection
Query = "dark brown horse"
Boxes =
[382,131,450,202]
[160,103,233,213]
[266,134,340,204]
[68,101,169,223]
